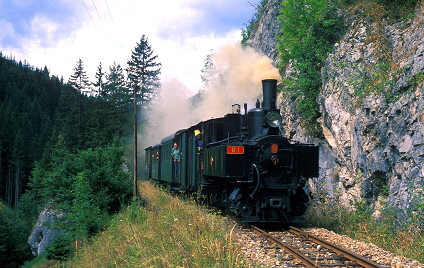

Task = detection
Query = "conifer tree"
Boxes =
[104,62,131,110]
[68,59,92,95]
[102,62,132,135]
[93,62,105,96]
[126,35,161,109]
[200,50,219,90]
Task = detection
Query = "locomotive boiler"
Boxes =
[145,79,319,223]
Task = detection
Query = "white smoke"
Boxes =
[142,43,281,148]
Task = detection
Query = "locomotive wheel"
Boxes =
[236,200,253,217]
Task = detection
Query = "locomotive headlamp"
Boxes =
[265,111,282,128]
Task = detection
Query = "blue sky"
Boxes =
[0,0,256,94]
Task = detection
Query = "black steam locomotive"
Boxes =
[144,79,319,223]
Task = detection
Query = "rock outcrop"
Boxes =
[28,205,65,256]
[246,0,281,63]
[249,1,424,218]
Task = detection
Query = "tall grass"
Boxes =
[305,199,424,263]
[65,181,245,267]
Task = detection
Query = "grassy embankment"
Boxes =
[305,200,424,263]
[63,181,245,267]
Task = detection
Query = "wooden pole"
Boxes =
[133,86,138,197]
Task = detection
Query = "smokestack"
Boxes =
[262,79,277,113]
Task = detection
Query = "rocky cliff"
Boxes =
[28,205,65,256]
[249,0,424,218]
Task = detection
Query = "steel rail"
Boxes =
[251,226,322,268]
[289,226,383,268]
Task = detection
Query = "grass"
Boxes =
[63,181,245,267]
[304,199,424,263]
[22,252,61,268]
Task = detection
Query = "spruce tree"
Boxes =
[104,62,131,111]
[126,35,161,109]
[200,50,218,91]
[68,59,92,96]
[93,62,105,96]
[103,62,132,136]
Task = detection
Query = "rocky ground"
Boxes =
[233,225,424,267]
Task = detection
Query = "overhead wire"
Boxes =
[104,0,114,24]
[81,0,95,24]
[91,0,102,20]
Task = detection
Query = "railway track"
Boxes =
[251,225,383,267]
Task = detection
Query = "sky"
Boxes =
[0,0,257,95]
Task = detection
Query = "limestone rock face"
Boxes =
[317,5,424,215]
[249,2,424,217]
[28,206,65,256]
[246,0,281,63]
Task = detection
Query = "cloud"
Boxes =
[156,0,253,40]
[0,0,256,94]
[0,0,82,50]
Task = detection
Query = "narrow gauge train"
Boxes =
[144,79,319,223]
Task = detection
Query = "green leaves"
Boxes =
[277,0,343,135]
[30,143,132,240]
[127,34,161,109]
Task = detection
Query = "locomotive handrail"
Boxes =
[205,136,239,148]
[249,164,261,198]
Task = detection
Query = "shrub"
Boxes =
[45,234,74,261]
[277,0,344,135]
[29,141,133,246]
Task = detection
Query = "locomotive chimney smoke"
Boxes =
[262,79,277,113]
[143,43,281,147]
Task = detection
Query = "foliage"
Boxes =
[102,62,132,135]
[45,234,74,261]
[68,58,92,95]
[103,62,131,111]
[200,50,215,88]
[1,34,158,265]
[93,62,105,96]
[241,0,269,46]
[65,182,245,267]
[277,0,344,135]
[126,34,161,109]
[56,86,128,152]
[0,201,35,267]
[0,54,65,206]
[29,142,133,242]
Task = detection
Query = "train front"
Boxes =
[229,79,319,223]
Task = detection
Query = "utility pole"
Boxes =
[133,85,138,198]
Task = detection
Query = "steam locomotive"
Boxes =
[144,79,319,223]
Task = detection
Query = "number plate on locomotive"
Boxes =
[227,146,244,154]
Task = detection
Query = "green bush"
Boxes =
[277,0,344,135]
[0,203,34,267]
[29,141,133,244]
[45,234,74,261]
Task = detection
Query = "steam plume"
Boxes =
[143,43,281,147]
